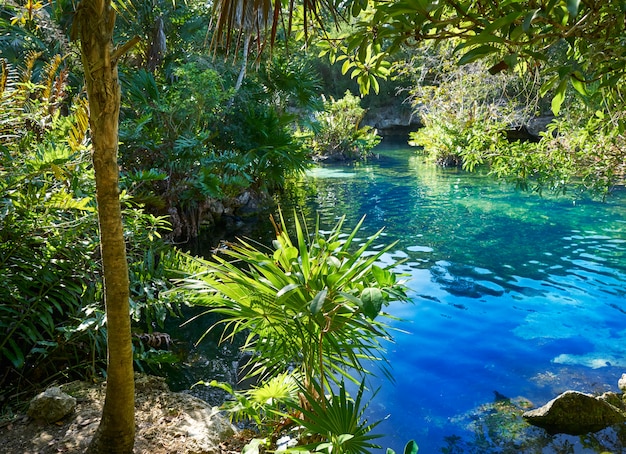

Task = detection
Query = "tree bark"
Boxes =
[76,1,135,452]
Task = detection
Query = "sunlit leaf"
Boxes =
[551,78,567,115]
[457,45,499,65]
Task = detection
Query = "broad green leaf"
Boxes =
[482,11,524,36]
[341,59,352,75]
[371,264,393,286]
[455,33,505,52]
[570,73,588,96]
[326,256,341,269]
[523,9,542,32]
[551,78,568,115]
[336,433,355,445]
[242,438,267,454]
[309,288,328,314]
[361,287,383,319]
[371,75,380,94]
[539,74,559,98]
[404,440,419,454]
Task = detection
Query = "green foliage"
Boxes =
[0,55,103,388]
[404,42,625,194]
[203,372,299,428]
[405,52,530,168]
[118,57,312,237]
[488,114,626,195]
[305,91,381,160]
[0,55,198,400]
[345,0,626,111]
[177,210,409,396]
[290,380,383,454]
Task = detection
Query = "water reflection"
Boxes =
[276,143,626,453]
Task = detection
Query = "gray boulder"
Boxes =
[523,390,626,435]
[28,386,77,423]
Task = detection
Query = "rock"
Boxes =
[618,373,626,392]
[523,390,626,435]
[167,392,236,453]
[27,386,77,423]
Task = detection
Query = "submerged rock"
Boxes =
[523,390,626,435]
[27,386,77,423]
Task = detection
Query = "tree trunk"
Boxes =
[76,1,135,452]
[234,34,250,92]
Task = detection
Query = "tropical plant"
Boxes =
[290,380,383,454]
[305,90,381,160]
[0,52,191,403]
[205,372,300,428]
[177,210,409,400]
[0,53,101,390]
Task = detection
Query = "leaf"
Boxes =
[336,433,355,445]
[457,45,499,66]
[523,9,542,32]
[309,288,328,315]
[277,283,300,298]
[361,287,383,319]
[539,74,559,98]
[455,33,504,52]
[404,440,419,454]
[567,0,580,18]
[570,73,588,96]
[551,78,568,115]
[370,75,380,94]
[242,438,267,454]
[341,59,352,75]
[371,265,393,286]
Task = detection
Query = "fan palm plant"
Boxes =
[291,380,383,454]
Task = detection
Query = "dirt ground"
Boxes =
[0,375,252,454]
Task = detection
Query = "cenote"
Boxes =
[177,140,626,453]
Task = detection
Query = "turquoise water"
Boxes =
[274,143,626,453]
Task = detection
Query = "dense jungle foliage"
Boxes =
[2,0,626,451]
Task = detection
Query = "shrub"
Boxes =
[305,91,381,161]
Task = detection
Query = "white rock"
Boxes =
[618,373,626,392]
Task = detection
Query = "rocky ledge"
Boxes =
[523,373,626,435]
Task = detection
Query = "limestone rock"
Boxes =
[166,392,236,453]
[523,390,626,435]
[27,386,77,423]
[618,373,626,393]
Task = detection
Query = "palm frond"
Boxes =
[209,0,343,55]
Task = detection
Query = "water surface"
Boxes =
[274,142,626,453]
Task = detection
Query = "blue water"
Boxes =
[275,143,626,453]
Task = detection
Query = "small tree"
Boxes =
[73,1,139,451]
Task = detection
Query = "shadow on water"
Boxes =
[166,141,626,453]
